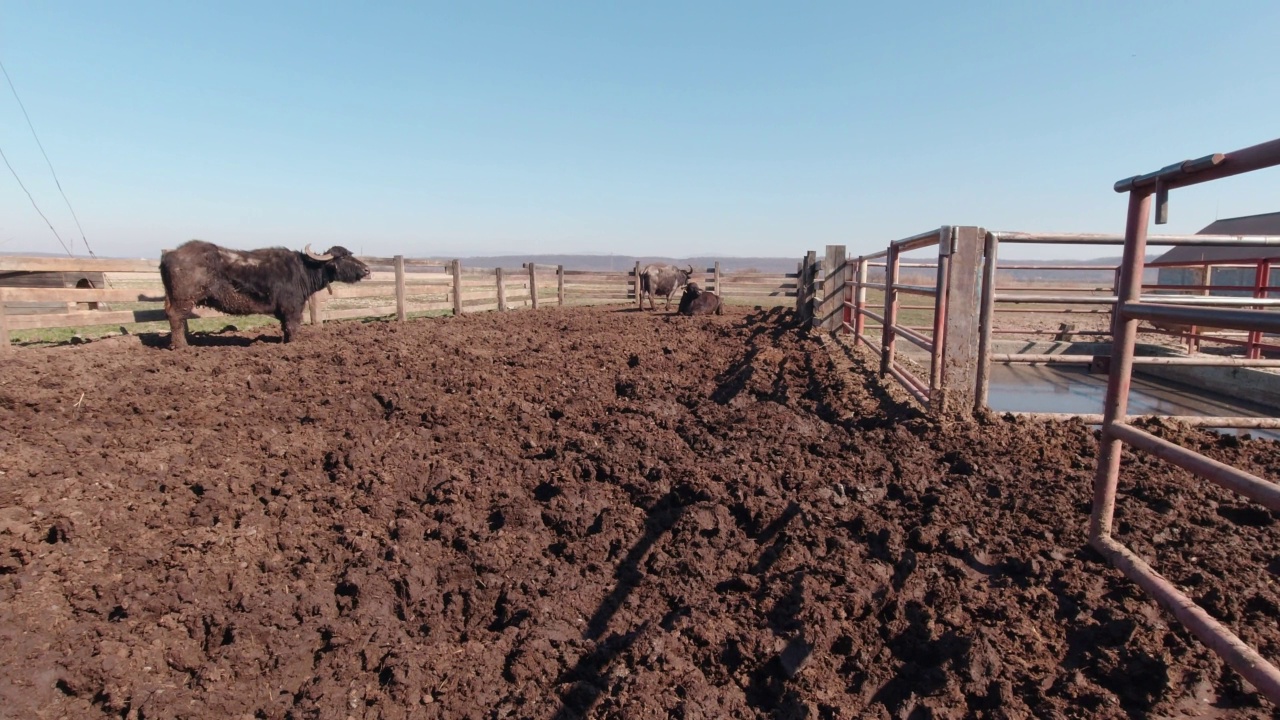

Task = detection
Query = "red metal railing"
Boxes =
[973,229,1280,429]
[841,227,951,406]
[1092,136,1280,702]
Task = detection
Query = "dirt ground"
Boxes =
[2,305,1279,719]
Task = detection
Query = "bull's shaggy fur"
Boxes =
[160,240,370,348]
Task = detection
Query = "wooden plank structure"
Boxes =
[0,252,799,348]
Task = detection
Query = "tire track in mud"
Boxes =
[0,306,1278,719]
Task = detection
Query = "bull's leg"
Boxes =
[165,298,192,349]
[278,310,303,343]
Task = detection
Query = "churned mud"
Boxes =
[1,305,1278,719]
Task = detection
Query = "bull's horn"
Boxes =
[686,265,694,275]
[304,244,333,261]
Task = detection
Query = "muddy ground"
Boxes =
[2,305,1279,719]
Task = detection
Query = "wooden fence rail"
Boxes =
[1,254,797,348]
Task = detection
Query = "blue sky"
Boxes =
[1,1,1278,261]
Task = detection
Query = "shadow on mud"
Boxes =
[556,486,700,718]
[827,336,923,427]
[710,308,797,406]
[137,331,280,348]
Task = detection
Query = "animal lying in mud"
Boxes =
[677,282,722,316]
[160,241,370,348]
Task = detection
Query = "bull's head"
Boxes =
[304,244,371,283]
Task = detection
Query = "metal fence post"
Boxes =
[975,231,999,415]
[880,245,900,377]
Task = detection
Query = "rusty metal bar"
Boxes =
[929,227,952,397]
[994,308,1112,314]
[1093,535,1280,701]
[998,294,1280,307]
[1009,412,1280,429]
[887,363,930,404]
[993,231,1280,247]
[891,227,945,252]
[892,283,939,296]
[996,285,1116,292]
[1109,422,1280,509]
[860,308,887,325]
[1115,137,1280,193]
[975,231,998,413]
[1122,302,1280,335]
[1091,191,1152,543]
[894,325,935,353]
[992,264,1121,271]
[991,354,1280,367]
[854,259,868,340]
[989,329,1110,336]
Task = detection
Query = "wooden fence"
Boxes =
[0,255,797,347]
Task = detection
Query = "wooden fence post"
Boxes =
[394,255,407,322]
[804,250,818,323]
[451,260,463,316]
[795,260,805,314]
[496,267,507,311]
[0,298,10,351]
[713,261,721,298]
[557,265,565,306]
[309,293,323,325]
[932,226,983,418]
[634,261,643,309]
[822,245,846,333]
[527,263,539,310]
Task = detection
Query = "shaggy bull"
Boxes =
[160,240,370,348]
[639,263,694,311]
[677,282,722,316]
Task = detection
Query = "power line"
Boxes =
[0,57,94,256]
[0,142,73,256]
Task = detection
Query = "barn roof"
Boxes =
[1151,211,1280,267]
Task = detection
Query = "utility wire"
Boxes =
[0,142,73,256]
[0,57,94,256]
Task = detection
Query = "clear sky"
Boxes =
[1,1,1278,261]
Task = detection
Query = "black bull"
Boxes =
[639,263,694,311]
[159,240,370,348]
[677,282,722,316]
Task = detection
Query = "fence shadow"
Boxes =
[826,336,925,426]
[553,486,700,718]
